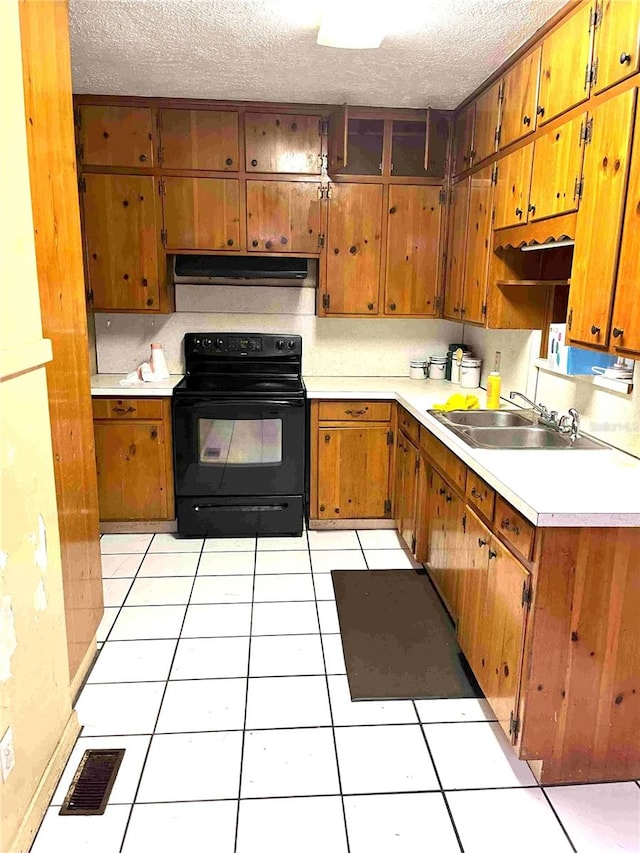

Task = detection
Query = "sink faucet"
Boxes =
[508,391,559,426]
[559,407,580,441]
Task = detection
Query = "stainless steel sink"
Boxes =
[438,410,533,427]
[427,409,605,450]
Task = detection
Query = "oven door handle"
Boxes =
[175,398,305,408]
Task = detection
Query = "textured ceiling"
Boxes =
[69,0,567,109]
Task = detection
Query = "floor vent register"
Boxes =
[59,749,125,816]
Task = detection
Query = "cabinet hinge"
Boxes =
[318,185,325,200]
[86,288,94,307]
[521,580,532,608]
[387,429,394,446]
[590,2,603,30]
[73,107,81,128]
[434,294,442,310]
[491,207,496,223]
[411,534,417,553]
[481,302,487,316]
[161,229,167,246]
[157,145,164,165]
[584,61,597,91]
[318,232,325,249]
[573,176,584,201]
[322,292,330,310]
[491,162,498,185]
[439,188,446,205]
[509,711,521,739]
[325,183,333,199]
[158,178,165,196]
[78,175,86,193]
[415,456,420,473]
[76,142,84,162]
[384,498,392,517]
[498,80,505,102]
[567,307,573,331]
[462,512,467,533]
[495,124,502,145]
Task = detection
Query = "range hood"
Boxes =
[173,254,313,286]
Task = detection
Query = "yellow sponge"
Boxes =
[432,393,480,411]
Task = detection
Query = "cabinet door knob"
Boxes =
[389,206,397,214]
[515,207,523,218]
[471,487,483,500]
[537,105,545,116]
[528,203,536,215]
[225,157,233,166]
[252,239,259,247]
[139,153,147,162]
[280,236,288,245]
[591,324,601,335]
[522,115,531,126]
[251,159,258,167]
[389,302,396,311]
[478,537,487,547]
[620,52,632,64]
[439,488,446,496]
[367,302,374,311]
[227,239,234,246]
[612,327,624,338]
[445,494,453,503]
[349,245,357,255]
[488,549,497,560]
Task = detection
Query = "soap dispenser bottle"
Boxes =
[486,351,502,409]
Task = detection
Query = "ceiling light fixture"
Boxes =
[317,0,387,49]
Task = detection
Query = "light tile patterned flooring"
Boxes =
[32,529,640,852]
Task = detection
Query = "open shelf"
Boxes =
[534,358,634,396]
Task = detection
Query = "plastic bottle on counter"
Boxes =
[486,351,502,409]
[149,343,169,380]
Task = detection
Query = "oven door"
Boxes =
[173,397,305,498]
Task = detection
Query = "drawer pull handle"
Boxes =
[488,549,497,560]
[445,494,452,503]
[522,115,531,126]
[345,407,368,416]
[478,538,487,547]
[501,517,521,536]
[470,487,483,501]
[324,434,331,442]
[112,406,135,414]
[439,488,446,496]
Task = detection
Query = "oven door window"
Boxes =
[198,418,282,467]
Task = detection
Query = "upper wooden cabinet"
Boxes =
[245,112,322,174]
[472,81,501,164]
[568,88,637,348]
[463,165,493,324]
[452,103,475,175]
[162,177,241,251]
[499,48,541,149]
[493,142,534,229]
[384,185,442,317]
[608,102,640,357]
[592,0,640,95]
[82,173,160,311]
[444,179,470,321]
[528,113,586,221]
[324,183,383,315]
[77,105,154,168]
[246,180,322,254]
[158,109,239,170]
[538,4,593,125]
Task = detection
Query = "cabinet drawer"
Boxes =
[495,495,535,560]
[419,426,467,494]
[92,398,164,420]
[466,471,496,521]
[397,406,420,444]
[317,401,391,422]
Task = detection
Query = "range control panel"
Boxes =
[184,333,302,358]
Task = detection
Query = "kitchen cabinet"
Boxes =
[427,467,466,617]
[384,185,443,316]
[461,165,493,324]
[323,183,383,315]
[77,104,154,168]
[92,397,174,521]
[493,142,533,229]
[161,176,241,251]
[158,108,239,170]
[246,180,323,254]
[394,430,420,552]
[444,179,469,321]
[472,81,501,164]
[499,48,541,149]
[311,400,393,521]
[81,173,161,311]
[452,103,475,175]
[592,0,640,95]
[538,3,593,125]
[391,115,449,178]
[611,103,640,357]
[528,112,586,221]
[245,112,322,174]
[568,88,636,348]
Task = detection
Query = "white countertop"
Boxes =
[90,374,184,396]
[90,373,640,528]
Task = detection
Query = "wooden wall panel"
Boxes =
[19,0,103,681]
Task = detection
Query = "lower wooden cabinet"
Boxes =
[394,428,420,551]
[92,397,174,521]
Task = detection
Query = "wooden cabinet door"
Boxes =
[444,179,470,321]
[452,104,475,174]
[82,174,159,311]
[162,177,241,251]
[499,48,541,149]
[94,419,172,520]
[457,508,492,681]
[568,89,637,348]
[442,485,466,619]
[246,181,322,253]
[245,113,322,174]
[328,103,349,174]
[528,113,586,221]
[593,0,640,95]
[78,105,154,168]
[611,103,640,357]
[325,183,383,314]
[398,436,419,552]
[473,82,501,164]
[493,143,533,229]
[483,536,531,740]
[463,165,493,325]
[414,457,430,563]
[538,4,593,125]
[158,109,239,170]
[317,425,391,519]
[384,185,442,316]
[427,469,447,594]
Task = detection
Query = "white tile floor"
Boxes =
[31,528,640,852]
